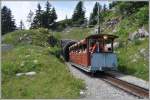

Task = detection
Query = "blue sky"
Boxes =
[2,1,110,29]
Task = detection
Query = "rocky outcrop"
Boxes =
[106,17,120,28]
[128,27,149,40]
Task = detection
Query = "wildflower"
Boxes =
[33,60,38,64]
[20,62,25,67]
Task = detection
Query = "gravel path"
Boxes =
[66,63,141,99]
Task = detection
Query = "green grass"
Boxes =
[2,45,85,99]
[116,38,149,80]
[54,27,92,40]
[3,28,51,47]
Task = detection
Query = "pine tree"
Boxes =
[103,4,107,11]
[2,6,16,35]
[27,10,34,28]
[50,7,57,29]
[72,1,85,25]
[89,2,102,25]
[42,1,52,28]
[19,20,25,30]
[51,7,57,22]
[31,3,43,28]
[30,1,57,29]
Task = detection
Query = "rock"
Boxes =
[139,38,145,41]
[128,31,138,40]
[16,73,24,76]
[20,62,25,67]
[80,90,85,95]
[140,48,145,53]
[113,42,119,48]
[106,18,119,28]
[112,28,117,33]
[23,34,27,37]
[128,27,149,40]
[85,86,88,90]
[25,71,36,76]
[139,48,149,60]
[138,27,149,37]
[132,59,137,62]
[19,37,22,41]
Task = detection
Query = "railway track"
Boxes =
[99,72,149,99]
[70,64,149,98]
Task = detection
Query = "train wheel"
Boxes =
[90,72,95,77]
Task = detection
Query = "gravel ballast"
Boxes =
[66,63,146,99]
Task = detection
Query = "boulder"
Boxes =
[128,27,149,40]
[25,71,36,76]
[139,48,149,60]
[16,73,24,77]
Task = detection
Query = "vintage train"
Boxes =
[68,34,118,73]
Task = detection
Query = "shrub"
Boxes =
[133,39,141,45]
[48,46,61,58]
[134,6,149,26]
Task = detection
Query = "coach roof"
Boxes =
[85,34,118,39]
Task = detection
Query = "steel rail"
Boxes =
[69,64,149,98]
[101,73,149,99]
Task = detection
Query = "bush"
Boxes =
[134,6,149,26]
[48,46,61,58]
[133,39,141,45]
[115,28,128,37]
[48,36,59,47]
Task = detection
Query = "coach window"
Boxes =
[104,38,113,52]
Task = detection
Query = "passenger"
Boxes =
[79,50,82,53]
[91,44,97,53]
[91,42,100,53]
[83,49,87,53]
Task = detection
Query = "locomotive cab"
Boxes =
[87,34,118,72]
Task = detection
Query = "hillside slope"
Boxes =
[2,28,85,98]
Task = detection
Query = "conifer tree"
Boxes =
[19,20,25,30]
[89,2,102,25]
[51,7,57,22]
[103,4,107,11]
[27,10,34,28]
[31,3,43,28]
[2,6,16,35]
[72,1,85,25]
[42,1,52,28]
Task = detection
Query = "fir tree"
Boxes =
[42,1,52,28]
[72,1,85,25]
[19,20,25,30]
[89,2,102,25]
[2,6,16,35]
[27,10,34,28]
[31,3,43,28]
[103,4,107,11]
[51,7,57,22]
